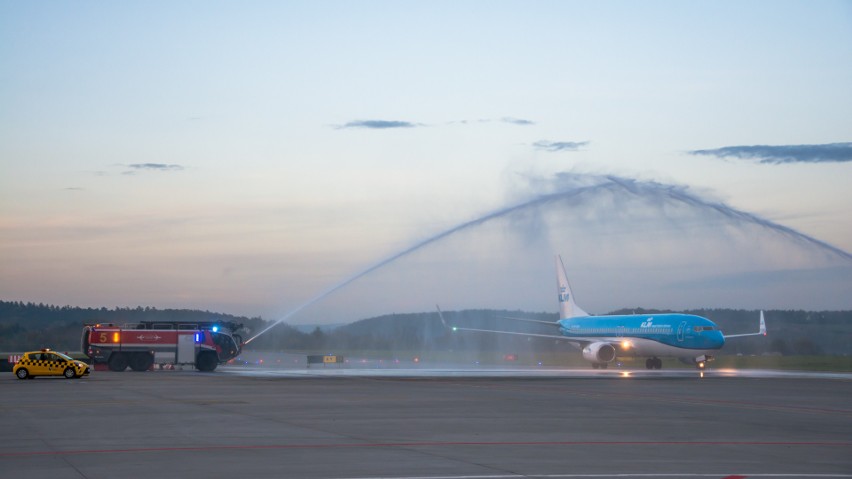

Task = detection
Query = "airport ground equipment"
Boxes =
[81,321,242,372]
[13,349,90,379]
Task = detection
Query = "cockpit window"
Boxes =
[694,326,714,332]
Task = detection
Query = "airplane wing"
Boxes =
[495,315,563,326]
[437,305,596,347]
[724,311,767,338]
[450,325,601,350]
[449,325,572,341]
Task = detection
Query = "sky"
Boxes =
[1,1,851,324]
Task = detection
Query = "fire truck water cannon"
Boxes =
[81,321,244,372]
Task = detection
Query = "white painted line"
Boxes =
[334,474,852,479]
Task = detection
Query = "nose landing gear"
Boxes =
[694,355,714,371]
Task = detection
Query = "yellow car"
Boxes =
[13,350,90,379]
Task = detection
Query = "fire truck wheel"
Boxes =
[196,352,218,372]
[15,368,29,379]
[108,353,129,372]
[129,353,154,372]
[63,367,76,379]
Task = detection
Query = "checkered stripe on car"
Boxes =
[18,358,67,368]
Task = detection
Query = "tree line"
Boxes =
[0,300,848,355]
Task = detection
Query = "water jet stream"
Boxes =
[244,175,850,344]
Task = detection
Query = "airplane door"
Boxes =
[677,321,686,342]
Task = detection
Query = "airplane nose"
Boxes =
[714,330,725,348]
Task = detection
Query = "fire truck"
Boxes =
[81,321,243,372]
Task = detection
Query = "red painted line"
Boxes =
[1,440,850,458]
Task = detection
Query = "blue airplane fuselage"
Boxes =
[557,313,725,356]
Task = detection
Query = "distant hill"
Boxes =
[0,300,849,355]
[290,323,346,333]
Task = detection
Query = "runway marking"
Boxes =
[333,475,852,479]
[2,440,850,458]
[331,475,852,479]
[9,398,249,410]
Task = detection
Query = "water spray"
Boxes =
[244,174,851,344]
[603,175,852,261]
[244,183,600,344]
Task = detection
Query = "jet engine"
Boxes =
[582,342,617,363]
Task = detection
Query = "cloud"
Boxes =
[128,163,184,171]
[448,117,535,126]
[339,117,536,129]
[500,117,535,126]
[688,143,852,164]
[532,140,589,152]
[338,120,420,129]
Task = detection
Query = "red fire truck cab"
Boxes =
[81,321,243,372]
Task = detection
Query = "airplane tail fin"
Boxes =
[556,255,589,319]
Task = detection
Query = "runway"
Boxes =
[219,364,852,381]
[1,366,850,479]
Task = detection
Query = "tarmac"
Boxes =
[1,365,850,479]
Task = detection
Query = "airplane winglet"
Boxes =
[725,310,768,339]
[436,305,456,331]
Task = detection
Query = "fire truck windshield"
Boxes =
[212,332,240,361]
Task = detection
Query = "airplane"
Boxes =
[440,255,766,370]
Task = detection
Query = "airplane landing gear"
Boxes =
[694,355,713,370]
[645,357,662,370]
